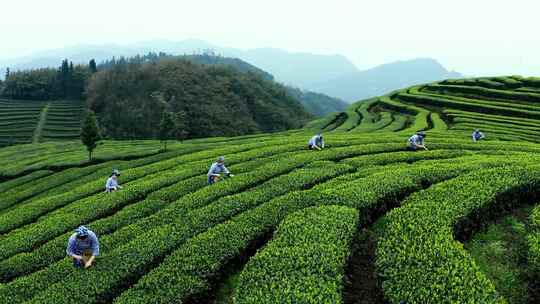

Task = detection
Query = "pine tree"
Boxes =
[174,110,189,141]
[158,110,175,151]
[59,59,70,97]
[81,111,101,161]
[89,59,98,73]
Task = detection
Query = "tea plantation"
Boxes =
[1,76,540,303]
[0,99,83,146]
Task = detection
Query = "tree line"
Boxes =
[1,59,97,100]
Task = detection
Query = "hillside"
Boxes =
[308,58,462,102]
[86,58,312,139]
[153,53,348,117]
[3,76,540,303]
[309,75,540,142]
[286,87,348,117]
[0,99,83,147]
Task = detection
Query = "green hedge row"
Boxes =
[426,84,540,105]
[16,142,414,302]
[15,161,355,303]
[0,143,160,179]
[376,165,540,303]
[357,98,380,123]
[516,87,540,93]
[0,109,42,115]
[452,117,540,133]
[398,91,540,120]
[379,114,408,132]
[342,149,471,168]
[491,77,523,89]
[0,140,305,257]
[377,95,431,132]
[304,112,341,130]
[0,114,39,121]
[109,156,510,304]
[0,164,111,212]
[452,122,540,141]
[334,109,362,131]
[235,205,359,303]
[42,126,80,132]
[0,143,207,213]
[449,126,537,143]
[0,170,53,194]
[352,111,394,133]
[444,109,540,128]
[417,86,540,112]
[429,112,448,132]
[476,78,507,89]
[0,198,168,282]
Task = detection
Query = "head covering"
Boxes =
[417,131,426,137]
[474,129,480,132]
[75,226,90,237]
[217,156,225,163]
[112,169,120,176]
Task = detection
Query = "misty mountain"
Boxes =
[308,58,462,102]
[228,48,358,87]
[0,40,462,108]
[0,39,358,88]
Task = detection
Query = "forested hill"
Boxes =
[0,52,344,120]
[98,52,275,82]
[86,58,312,139]
[160,53,347,116]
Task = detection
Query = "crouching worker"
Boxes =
[207,156,233,185]
[308,133,325,150]
[407,131,428,151]
[472,129,485,142]
[66,226,99,269]
[105,169,122,193]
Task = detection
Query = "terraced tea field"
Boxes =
[0,99,83,146]
[2,76,540,303]
[309,75,540,142]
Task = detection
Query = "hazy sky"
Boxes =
[1,0,538,76]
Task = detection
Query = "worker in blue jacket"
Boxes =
[207,156,233,185]
[66,226,100,269]
[308,133,325,150]
[407,131,428,151]
[105,169,123,193]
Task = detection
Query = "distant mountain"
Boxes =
[308,58,463,102]
[286,87,348,117]
[228,48,358,88]
[0,39,358,88]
